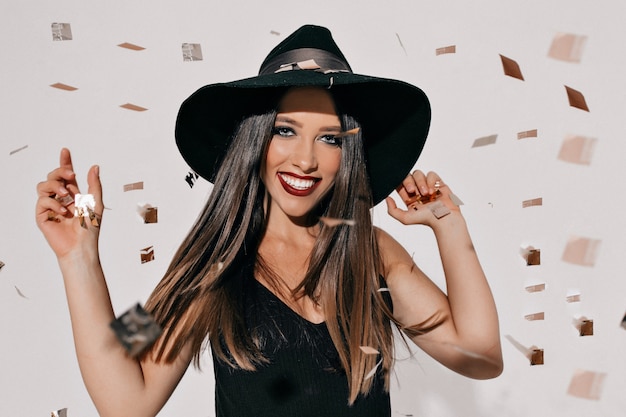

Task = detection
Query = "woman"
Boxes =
[36,25,502,416]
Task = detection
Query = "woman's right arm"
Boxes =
[36,148,191,417]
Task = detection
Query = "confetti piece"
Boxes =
[15,286,28,299]
[436,45,456,55]
[505,335,543,365]
[137,204,158,224]
[364,358,383,380]
[270,30,280,36]
[520,246,541,266]
[448,192,464,206]
[429,201,451,219]
[525,283,545,293]
[319,217,356,227]
[54,193,74,206]
[50,82,78,91]
[471,134,497,148]
[185,171,199,188]
[548,33,587,63]
[565,86,589,111]
[182,43,203,62]
[140,246,154,264]
[74,194,99,229]
[558,135,597,165]
[562,236,600,267]
[118,42,145,51]
[522,197,543,208]
[51,23,72,41]
[396,33,407,55]
[517,129,537,140]
[333,127,360,138]
[120,103,148,112]
[110,303,162,357]
[621,313,626,330]
[0,260,4,270]
[360,346,380,355]
[566,291,581,303]
[525,312,545,321]
[499,54,524,80]
[567,369,606,400]
[51,408,68,417]
[575,318,593,336]
[123,181,144,192]
[377,287,390,293]
[9,145,28,155]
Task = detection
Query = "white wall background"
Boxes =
[2,0,625,415]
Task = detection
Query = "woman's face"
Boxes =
[262,87,342,221]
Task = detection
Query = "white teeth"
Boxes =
[280,174,316,190]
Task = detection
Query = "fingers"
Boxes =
[87,164,104,214]
[396,170,446,207]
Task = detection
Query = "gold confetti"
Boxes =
[517,129,537,140]
[9,145,28,155]
[360,346,380,355]
[333,127,360,138]
[558,135,597,165]
[524,312,545,321]
[118,42,145,51]
[530,348,544,365]
[522,197,542,208]
[548,33,587,63]
[429,201,450,219]
[364,358,383,380]
[566,293,581,303]
[270,30,280,36]
[565,85,590,111]
[621,312,626,330]
[123,181,144,192]
[471,134,497,148]
[140,246,154,264]
[562,236,600,267]
[319,217,356,227]
[577,318,594,336]
[567,369,606,400]
[137,204,158,224]
[51,408,68,417]
[0,260,4,270]
[504,335,543,365]
[110,303,162,357]
[120,103,148,112]
[525,283,545,293]
[436,45,456,55]
[50,82,78,91]
[499,54,524,80]
[520,246,541,266]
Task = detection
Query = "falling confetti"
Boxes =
[566,293,581,303]
[140,246,154,264]
[185,171,199,188]
[525,283,545,293]
[51,23,72,41]
[396,33,407,55]
[565,86,589,111]
[50,83,78,91]
[471,134,497,148]
[364,358,383,380]
[499,54,524,80]
[51,408,68,417]
[110,303,162,357]
[548,33,587,63]
[9,145,28,155]
[0,260,4,270]
[270,30,280,36]
[137,204,158,224]
[15,286,28,299]
[520,247,541,266]
[525,312,545,321]
[562,236,600,267]
[505,335,544,365]
[360,346,380,355]
[118,42,145,51]
[319,217,356,227]
[182,43,203,62]
[517,129,537,140]
[557,135,597,165]
[436,45,456,55]
[120,103,148,112]
[522,198,543,208]
[123,181,144,192]
[567,369,606,400]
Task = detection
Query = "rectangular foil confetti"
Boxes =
[522,197,543,208]
[621,313,626,330]
[548,33,587,63]
[110,303,162,357]
[140,246,154,263]
[530,348,544,365]
[118,42,145,51]
[120,103,148,112]
[472,134,497,148]
[558,135,597,165]
[567,369,606,400]
[525,283,545,293]
[499,54,524,80]
[566,293,581,303]
[525,249,541,266]
[429,201,451,219]
[9,145,28,155]
[51,23,72,41]
[0,260,5,270]
[182,43,203,61]
[123,181,144,192]
[565,85,590,111]
[517,129,538,140]
[525,312,545,321]
[320,217,355,227]
[51,408,68,417]
[185,171,199,188]
[562,236,601,267]
[436,45,456,55]
[578,319,593,336]
[137,204,158,224]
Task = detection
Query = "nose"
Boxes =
[291,137,318,173]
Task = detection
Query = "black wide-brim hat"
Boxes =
[176,25,431,206]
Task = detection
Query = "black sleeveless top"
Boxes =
[212,278,391,417]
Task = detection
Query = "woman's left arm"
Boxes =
[381,170,503,379]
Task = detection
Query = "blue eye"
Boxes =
[272,126,295,137]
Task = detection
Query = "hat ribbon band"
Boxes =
[258,48,352,75]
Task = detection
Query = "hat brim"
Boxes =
[175,70,430,206]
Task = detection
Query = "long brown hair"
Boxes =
[145,99,395,403]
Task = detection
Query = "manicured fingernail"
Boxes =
[60,186,69,195]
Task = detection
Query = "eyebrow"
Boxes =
[274,116,341,132]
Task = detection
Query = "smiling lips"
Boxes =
[278,173,321,196]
